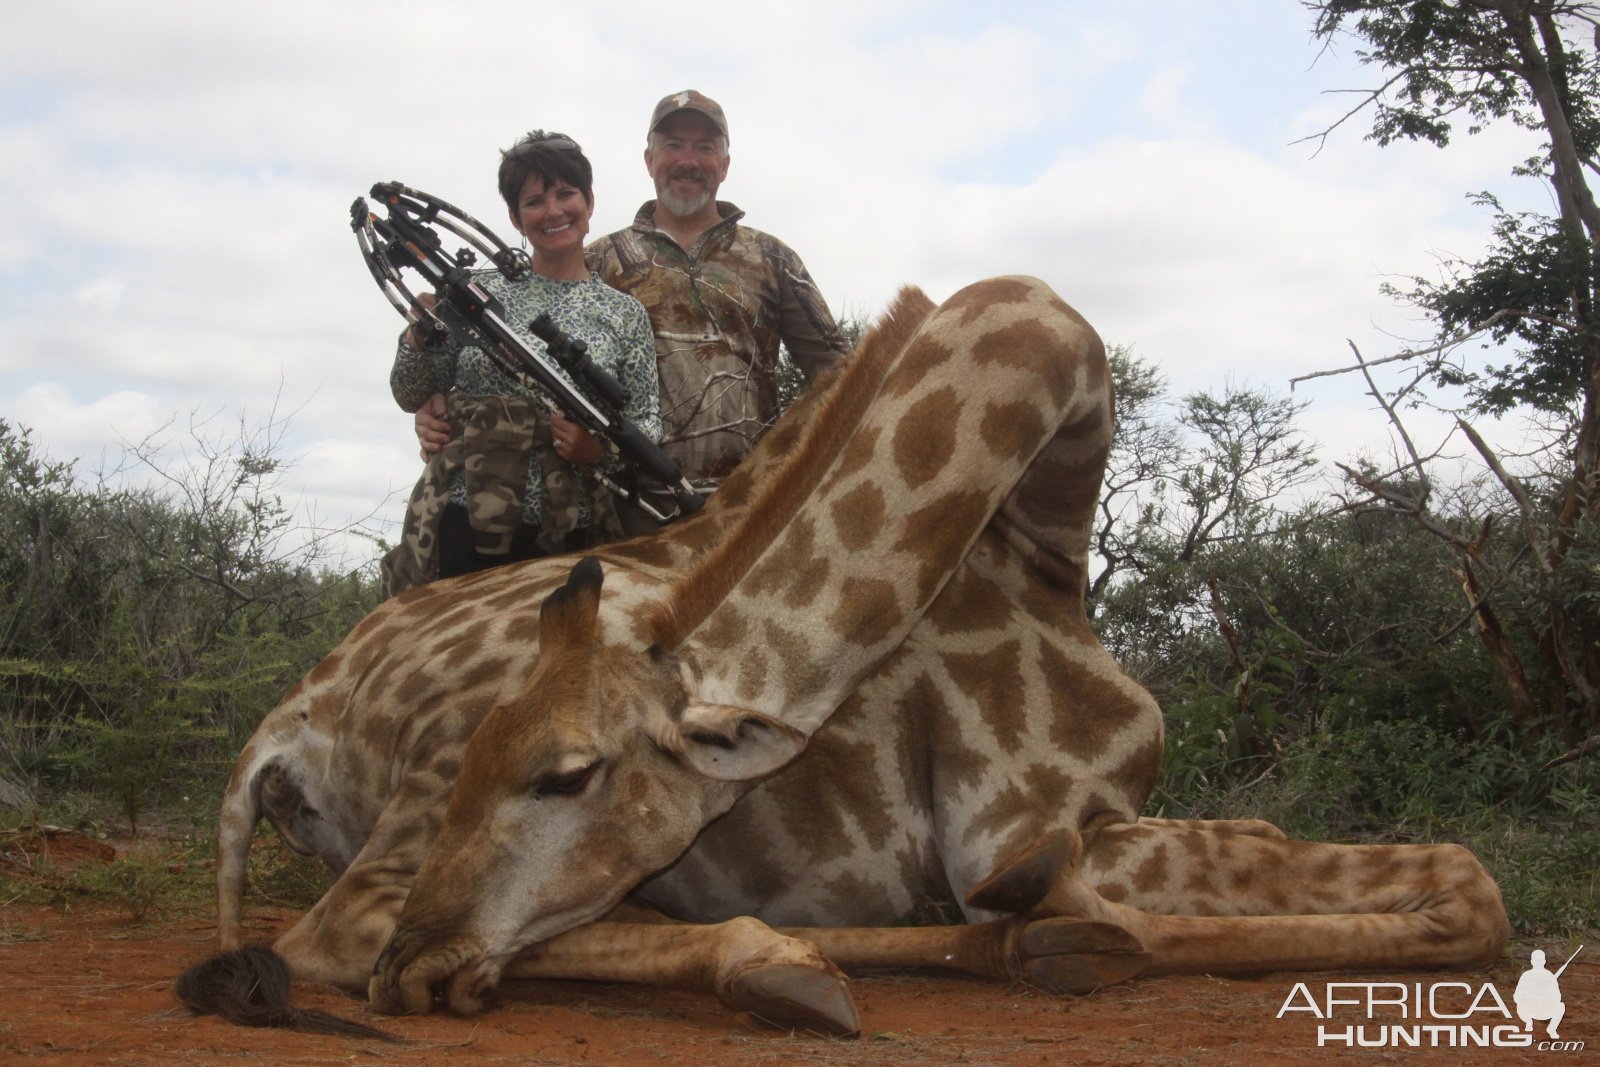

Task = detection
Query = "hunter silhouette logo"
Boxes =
[1277,945,1584,1051]
[1517,946,1581,1041]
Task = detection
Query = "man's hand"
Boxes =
[414,392,451,458]
[550,413,602,465]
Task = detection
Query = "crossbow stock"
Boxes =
[351,181,703,521]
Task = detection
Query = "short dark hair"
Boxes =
[498,131,593,213]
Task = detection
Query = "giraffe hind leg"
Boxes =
[966,823,1507,982]
[1081,821,1510,975]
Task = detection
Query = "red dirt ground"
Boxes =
[1,833,1593,1066]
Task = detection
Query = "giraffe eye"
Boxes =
[534,761,602,798]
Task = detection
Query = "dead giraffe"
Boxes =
[190,277,1508,1038]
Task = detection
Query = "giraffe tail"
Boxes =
[176,945,399,1042]
[214,742,274,952]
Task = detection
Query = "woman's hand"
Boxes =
[405,293,440,348]
[414,392,451,458]
[550,413,602,465]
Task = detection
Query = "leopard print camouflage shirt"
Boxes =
[390,270,660,528]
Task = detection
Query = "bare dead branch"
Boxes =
[1541,733,1600,768]
[1290,309,1526,389]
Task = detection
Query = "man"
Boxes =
[584,90,850,491]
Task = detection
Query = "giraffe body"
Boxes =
[204,277,1507,1036]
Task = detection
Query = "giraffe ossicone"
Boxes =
[187,277,1509,1039]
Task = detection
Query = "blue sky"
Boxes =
[0,0,1553,562]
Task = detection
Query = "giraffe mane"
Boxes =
[648,285,937,650]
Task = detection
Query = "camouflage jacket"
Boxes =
[586,201,849,486]
[389,270,660,529]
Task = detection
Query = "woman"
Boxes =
[385,131,660,592]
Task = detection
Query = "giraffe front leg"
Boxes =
[502,915,860,1037]
[272,857,414,991]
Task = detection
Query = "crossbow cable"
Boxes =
[350,182,703,521]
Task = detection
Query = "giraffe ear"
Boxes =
[663,703,807,782]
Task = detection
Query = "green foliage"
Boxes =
[1308,1,1547,148]
[0,417,382,829]
[1388,196,1597,416]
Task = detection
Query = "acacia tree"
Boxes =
[1091,348,1317,608]
[1306,0,1600,742]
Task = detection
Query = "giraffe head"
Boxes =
[368,556,806,1015]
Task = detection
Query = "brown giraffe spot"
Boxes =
[763,618,831,699]
[944,277,1036,326]
[979,398,1048,466]
[961,781,1036,853]
[789,728,890,854]
[306,651,345,683]
[891,386,960,491]
[1178,833,1220,898]
[833,424,882,483]
[971,317,1074,407]
[944,640,1026,755]
[1130,841,1170,896]
[882,336,955,399]
[905,671,989,794]
[505,611,539,644]
[459,655,516,695]
[744,516,817,598]
[781,553,831,611]
[1098,881,1130,903]
[925,558,1016,635]
[1040,644,1146,763]
[893,488,995,607]
[1104,734,1163,808]
[735,646,768,701]
[1085,822,1140,870]
[829,576,902,647]
[830,482,887,552]
[696,605,750,652]
[427,600,482,636]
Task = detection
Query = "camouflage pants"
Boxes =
[380,394,622,597]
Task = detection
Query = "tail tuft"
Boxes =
[176,946,399,1042]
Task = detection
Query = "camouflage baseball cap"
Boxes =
[648,90,728,138]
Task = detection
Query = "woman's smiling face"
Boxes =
[511,174,593,261]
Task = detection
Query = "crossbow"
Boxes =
[350,181,703,521]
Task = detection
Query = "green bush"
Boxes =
[0,418,382,829]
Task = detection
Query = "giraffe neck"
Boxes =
[669,277,1110,735]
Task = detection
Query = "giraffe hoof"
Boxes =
[726,964,861,1037]
[1016,918,1150,994]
